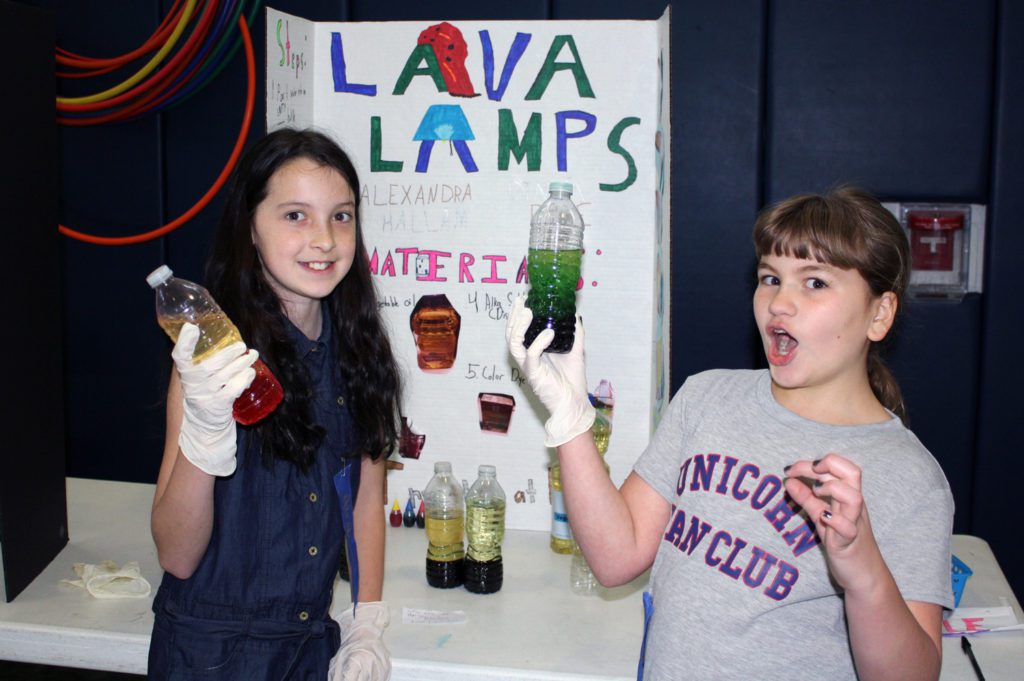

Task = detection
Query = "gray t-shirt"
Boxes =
[633,369,954,680]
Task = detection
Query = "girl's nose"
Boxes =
[310,220,336,251]
[768,285,796,316]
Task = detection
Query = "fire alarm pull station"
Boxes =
[884,202,985,300]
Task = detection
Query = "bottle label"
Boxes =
[551,489,572,540]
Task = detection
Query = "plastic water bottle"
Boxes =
[423,461,465,588]
[464,465,506,594]
[570,540,600,596]
[570,381,614,595]
[525,182,584,353]
[590,379,615,454]
[549,463,573,554]
[147,265,283,425]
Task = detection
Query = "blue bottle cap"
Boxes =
[548,181,574,194]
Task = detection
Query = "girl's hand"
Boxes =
[172,323,257,476]
[505,295,595,447]
[784,453,885,594]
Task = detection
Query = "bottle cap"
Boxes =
[434,461,452,473]
[146,265,173,288]
[549,181,574,194]
[478,464,496,476]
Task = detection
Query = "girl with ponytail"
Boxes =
[508,185,953,680]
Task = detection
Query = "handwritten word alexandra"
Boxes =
[331,23,641,191]
[361,182,471,206]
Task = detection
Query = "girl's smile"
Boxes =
[301,260,336,271]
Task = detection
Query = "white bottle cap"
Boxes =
[478,465,496,476]
[549,181,574,194]
[146,265,174,289]
[434,461,452,474]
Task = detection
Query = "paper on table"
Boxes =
[942,606,1024,636]
[402,607,467,625]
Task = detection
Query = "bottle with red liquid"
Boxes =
[146,265,283,425]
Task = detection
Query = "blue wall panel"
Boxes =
[767,0,994,201]
[665,1,766,388]
[974,0,1024,601]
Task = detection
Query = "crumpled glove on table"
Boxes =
[329,601,391,681]
[60,560,152,599]
[506,295,595,447]
[172,322,257,477]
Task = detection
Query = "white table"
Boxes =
[0,478,157,673]
[1,478,1021,680]
[935,534,1024,681]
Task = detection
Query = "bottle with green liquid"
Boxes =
[525,182,584,353]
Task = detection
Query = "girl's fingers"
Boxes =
[785,454,861,495]
[819,508,858,542]
[783,477,826,519]
[811,453,862,488]
[783,460,837,485]
[811,479,863,520]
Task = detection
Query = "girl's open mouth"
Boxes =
[768,328,798,365]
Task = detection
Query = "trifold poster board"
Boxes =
[266,7,671,531]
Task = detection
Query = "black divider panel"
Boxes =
[0,0,66,602]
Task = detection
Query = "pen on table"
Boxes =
[961,636,985,681]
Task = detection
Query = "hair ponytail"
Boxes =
[867,347,907,424]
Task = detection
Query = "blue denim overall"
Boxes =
[149,311,362,681]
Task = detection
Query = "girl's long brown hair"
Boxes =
[753,186,911,423]
[206,128,403,468]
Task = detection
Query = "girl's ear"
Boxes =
[867,291,898,342]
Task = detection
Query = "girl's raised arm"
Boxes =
[151,324,257,578]
[507,296,670,586]
[559,433,671,586]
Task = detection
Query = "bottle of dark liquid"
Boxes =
[423,461,465,588]
[525,182,585,353]
[464,465,506,594]
[147,265,283,425]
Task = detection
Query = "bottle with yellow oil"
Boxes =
[423,461,465,588]
[464,465,506,594]
[549,462,573,554]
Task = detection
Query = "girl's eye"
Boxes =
[334,211,353,223]
[805,278,828,290]
[759,274,779,286]
[285,210,304,221]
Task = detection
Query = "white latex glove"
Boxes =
[60,560,152,599]
[172,323,257,477]
[506,294,595,447]
[329,601,391,681]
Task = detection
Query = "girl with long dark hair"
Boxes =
[149,128,401,681]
